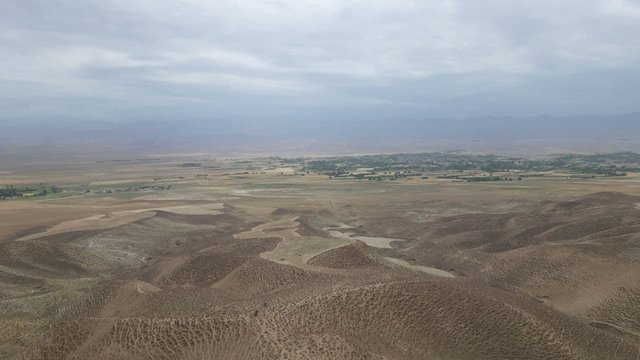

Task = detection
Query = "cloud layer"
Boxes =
[2,0,639,123]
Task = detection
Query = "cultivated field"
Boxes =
[2,154,640,359]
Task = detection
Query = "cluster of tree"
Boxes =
[0,186,23,198]
[300,152,640,179]
[307,160,339,172]
[466,176,522,182]
[0,185,59,199]
[96,185,171,194]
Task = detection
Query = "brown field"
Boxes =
[2,156,640,359]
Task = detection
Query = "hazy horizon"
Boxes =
[2,113,640,161]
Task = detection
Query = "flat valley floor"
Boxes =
[3,156,640,359]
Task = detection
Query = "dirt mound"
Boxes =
[270,208,313,216]
[444,230,505,249]
[158,252,247,287]
[537,216,624,242]
[545,192,639,213]
[154,211,245,227]
[220,237,281,255]
[34,279,639,360]
[35,315,265,360]
[6,188,640,359]
[214,258,322,296]
[295,218,330,237]
[589,287,640,340]
[357,216,417,237]
[272,281,638,360]
[318,209,334,217]
[307,241,378,269]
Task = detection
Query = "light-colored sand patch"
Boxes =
[264,167,296,175]
[17,210,156,241]
[16,203,224,241]
[233,217,351,266]
[230,190,251,197]
[134,192,226,201]
[327,223,353,229]
[261,229,352,266]
[253,217,299,232]
[228,189,297,199]
[139,203,224,215]
[324,226,404,249]
[234,217,299,240]
[384,257,455,278]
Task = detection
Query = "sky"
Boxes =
[1,0,640,124]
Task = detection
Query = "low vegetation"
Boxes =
[304,152,638,181]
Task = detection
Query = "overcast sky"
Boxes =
[2,0,639,124]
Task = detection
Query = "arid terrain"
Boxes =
[2,154,640,359]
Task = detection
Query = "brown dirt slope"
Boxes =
[307,241,378,269]
[4,192,640,359]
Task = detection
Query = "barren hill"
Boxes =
[3,186,640,359]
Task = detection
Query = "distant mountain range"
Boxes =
[1,113,639,160]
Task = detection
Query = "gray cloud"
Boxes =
[1,0,639,123]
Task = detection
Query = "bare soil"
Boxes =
[2,158,640,359]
